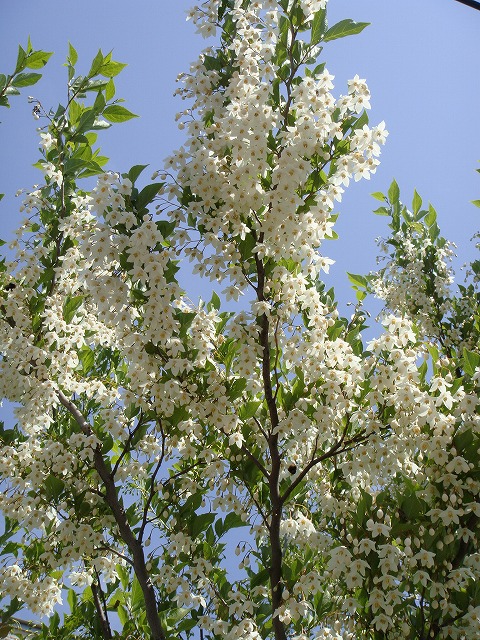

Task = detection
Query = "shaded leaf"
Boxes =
[311,9,327,45]
[11,72,42,87]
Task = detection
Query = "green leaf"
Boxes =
[371,191,386,202]
[11,72,42,87]
[88,49,105,77]
[311,9,327,45]
[387,179,400,204]
[105,77,115,101]
[425,204,437,227]
[239,401,261,420]
[323,19,369,42]
[26,50,53,69]
[207,291,221,312]
[128,164,149,184]
[412,189,422,215]
[78,346,94,374]
[45,474,65,501]
[228,378,247,400]
[0,74,7,91]
[68,43,78,66]
[14,45,27,73]
[353,110,369,130]
[93,91,106,113]
[116,564,130,591]
[462,348,480,377]
[135,182,162,211]
[156,220,175,239]
[471,199,480,208]
[99,60,127,78]
[103,105,138,123]
[68,99,82,125]
[0,194,4,202]
[67,589,77,611]
[347,272,368,289]
[224,511,248,533]
[76,109,96,134]
[63,295,83,323]
[191,512,216,539]
[130,577,144,613]
[250,567,270,589]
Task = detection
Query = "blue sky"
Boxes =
[0,0,479,309]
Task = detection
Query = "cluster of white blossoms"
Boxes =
[169,0,387,307]
[1,565,62,616]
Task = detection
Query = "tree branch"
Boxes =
[57,390,166,640]
[91,569,113,640]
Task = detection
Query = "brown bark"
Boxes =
[57,391,166,640]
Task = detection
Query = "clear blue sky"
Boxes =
[0,0,479,309]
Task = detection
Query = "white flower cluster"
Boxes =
[169,0,387,302]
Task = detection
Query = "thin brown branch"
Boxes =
[57,390,166,640]
[241,444,269,479]
[91,569,113,640]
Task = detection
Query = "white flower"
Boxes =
[39,132,55,151]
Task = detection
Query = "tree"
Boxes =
[0,1,479,639]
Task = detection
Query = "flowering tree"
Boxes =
[0,1,479,639]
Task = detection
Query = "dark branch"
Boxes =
[453,0,480,10]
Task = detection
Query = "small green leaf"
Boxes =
[63,295,83,323]
[99,60,127,78]
[45,474,65,501]
[14,45,27,73]
[191,512,216,539]
[11,72,42,87]
[323,19,369,42]
[135,183,163,211]
[88,49,105,77]
[347,272,368,289]
[412,189,422,215]
[228,378,247,400]
[156,220,175,239]
[130,577,144,613]
[311,9,327,45]
[471,199,480,208]
[387,179,400,204]
[250,567,270,589]
[462,348,480,377]
[373,206,389,216]
[93,91,106,113]
[68,43,78,66]
[0,74,7,91]
[67,589,77,611]
[105,77,115,101]
[78,346,94,374]
[26,50,53,69]
[76,109,96,134]
[103,105,138,123]
[128,164,149,184]
[207,291,221,312]
[371,191,386,202]
[223,511,248,532]
[68,99,82,125]
[425,204,437,227]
